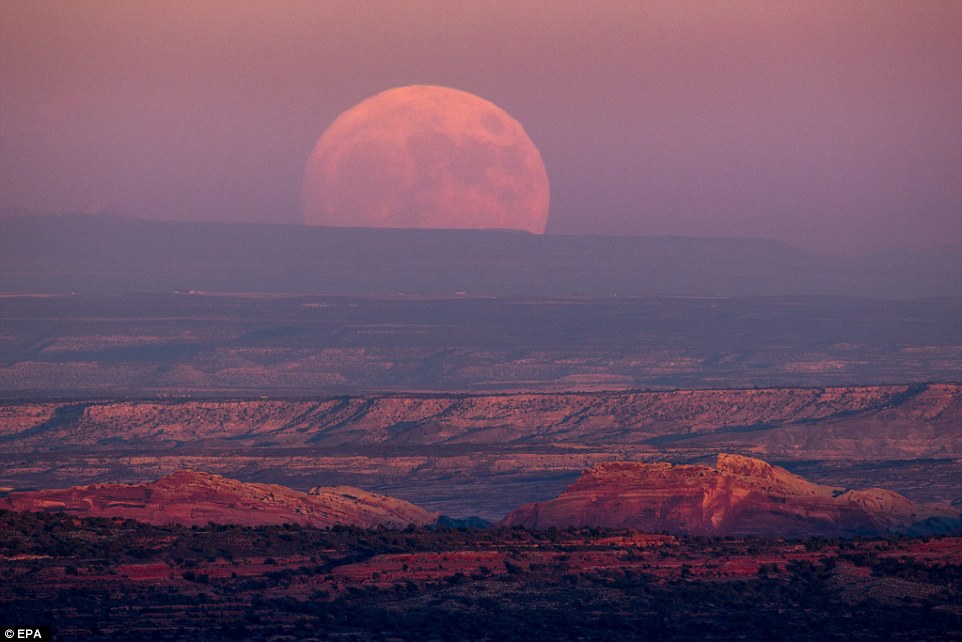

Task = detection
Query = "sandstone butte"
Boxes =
[500,454,961,537]
[0,471,438,529]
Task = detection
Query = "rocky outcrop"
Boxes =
[0,471,438,529]
[500,454,960,536]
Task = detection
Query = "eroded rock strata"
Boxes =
[2,384,960,456]
[501,454,960,536]
[0,471,438,529]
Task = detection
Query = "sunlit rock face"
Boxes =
[500,454,960,537]
[0,471,438,529]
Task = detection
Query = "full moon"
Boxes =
[302,85,549,233]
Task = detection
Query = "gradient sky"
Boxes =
[2,0,960,254]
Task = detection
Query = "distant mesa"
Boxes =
[5,385,959,458]
[3,214,961,297]
[0,471,438,529]
[500,454,961,537]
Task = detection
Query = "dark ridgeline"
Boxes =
[2,213,961,297]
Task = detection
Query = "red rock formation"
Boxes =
[500,454,959,536]
[0,471,437,529]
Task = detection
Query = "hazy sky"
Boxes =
[2,0,960,254]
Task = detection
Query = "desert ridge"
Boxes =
[3,457,960,537]
[500,454,961,537]
[5,384,961,454]
[0,470,438,529]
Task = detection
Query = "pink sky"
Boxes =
[1,0,960,254]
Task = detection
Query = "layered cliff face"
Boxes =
[3,384,959,456]
[2,385,960,520]
[0,471,438,529]
[500,454,960,536]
